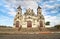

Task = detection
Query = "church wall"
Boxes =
[13,6,45,28]
[42,20,45,28]
[22,22,27,28]
[14,19,22,28]
[21,16,39,28]
[39,19,45,28]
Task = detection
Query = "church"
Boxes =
[13,6,45,29]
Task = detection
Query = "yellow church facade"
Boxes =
[13,6,45,28]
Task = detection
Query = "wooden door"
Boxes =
[16,21,19,28]
[40,21,43,27]
[27,21,32,28]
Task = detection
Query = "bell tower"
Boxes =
[37,6,45,29]
[13,6,22,28]
[37,6,42,16]
[17,6,22,15]
[16,6,22,19]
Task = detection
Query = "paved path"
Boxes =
[0,33,60,39]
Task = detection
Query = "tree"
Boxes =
[54,25,60,29]
[45,21,50,25]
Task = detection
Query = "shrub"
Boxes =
[54,25,60,29]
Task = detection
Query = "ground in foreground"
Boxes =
[0,33,60,39]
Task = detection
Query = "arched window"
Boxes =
[18,12,19,14]
[17,16,19,19]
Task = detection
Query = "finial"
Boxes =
[17,5,22,10]
[38,5,41,9]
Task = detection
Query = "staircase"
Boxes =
[18,27,49,32]
[19,28,40,32]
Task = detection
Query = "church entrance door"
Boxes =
[16,21,19,28]
[27,21,32,28]
[40,21,43,27]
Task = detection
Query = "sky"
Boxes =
[0,0,60,27]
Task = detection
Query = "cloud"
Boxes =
[45,15,56,26]
[45,13,60,26]
[57,0,60,1]
[8,11,16,16]
[0,0,60,27]
[51,10,57,13]
[2,0,39,16]
[0,15,13,26]
[43,4,55,9]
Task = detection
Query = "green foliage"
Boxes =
[0,25,12,28]
[45,21,50,25]
[54,25,60,29]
